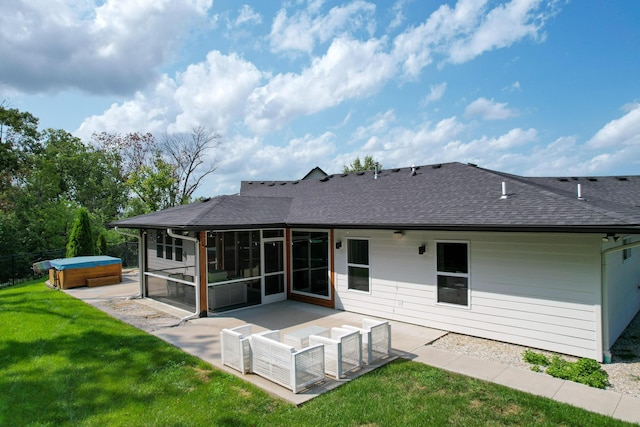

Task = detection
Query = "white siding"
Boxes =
[605,234,640,347]
[334,230,603,360]
[146,231,197,279]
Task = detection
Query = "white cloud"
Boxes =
[269,0,376,54]
[77,51,263,137]
[171,51,263,133]
[391,0,554,78]
[448,0,548,64]
[586,103,640,149]
[464,97,518,120]
[236,4,262,26]
[245,36,396,133]
[422,82,447,106]
[0,0,213,94]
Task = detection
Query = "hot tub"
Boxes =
[49,256,122,289]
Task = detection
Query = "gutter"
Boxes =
[167,228,202,323]
[114,227,144,299]
[600,238,640,363]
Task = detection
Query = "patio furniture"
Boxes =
[309,327,362,378]
[342,319,392,364]
[220,324,253,374]
[283,325,330,350]
[249,330,325,393]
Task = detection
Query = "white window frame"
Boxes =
[346,237,371,294]
[435,240,470,308]
[622,237,632,262]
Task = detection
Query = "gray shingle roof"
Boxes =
[112,162,640,233]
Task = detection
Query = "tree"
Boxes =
[66,208,94,257]
[343,155,381,173]
[96,233,107,256]
[161,125,222,205]
[125,153,180,216]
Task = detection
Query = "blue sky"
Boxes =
[2,0,640,197]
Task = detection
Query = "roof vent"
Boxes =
[392,168,400,173]
[432,164,442,169]
[558,178,569,182]
[320,176,330,182]
[356,171,365,176]
[279,182,287,185]
[577,183,585,200]
[500,182,509,200]
[616,177,628,181]
[341,173,349,177]
[468,162,477,167]
[588,178,598,182]
[410,165,417,176]
[374,162,380,179]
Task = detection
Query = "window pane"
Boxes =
[264,241,283,273]
[437,275,468,305]
[263,229,284,238]
[175,246,183,262]
[264,274,284,296]
[348,240,369,265]
[165,244,173,260]
[310,268,329,296]
[156,231,164,258]
[348,266,369,292]
[437,242,468,273]
[292,270,309,292]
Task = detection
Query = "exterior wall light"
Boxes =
[336,241,342,249]
[418,244,426,255]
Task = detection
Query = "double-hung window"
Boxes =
[156,230,183,262]
[436,242,469,306]
[347,239,370,292]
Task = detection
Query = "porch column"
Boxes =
[199,231,208,317]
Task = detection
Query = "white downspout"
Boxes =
[600,238,640,363]
[114,227,144,299]
[167,228,201,322]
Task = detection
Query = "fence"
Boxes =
[0,242,138,288]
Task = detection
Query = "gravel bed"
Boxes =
[430,313,640,398]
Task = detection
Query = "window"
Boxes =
[291,231,329,297]
[623,237,632,262]
[156,230,183,262]
[436,242,469,306]
[347,239,370,292]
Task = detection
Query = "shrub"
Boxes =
[522,350,550,366]
[546,356,609,389]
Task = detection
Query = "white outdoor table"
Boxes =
[284,325,330,349]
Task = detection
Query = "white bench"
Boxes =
[309,327,362,378]
[342,319,391,364]
[220,324,253,374]
[249,330,325,393]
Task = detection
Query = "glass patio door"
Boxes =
[262,233,286,304]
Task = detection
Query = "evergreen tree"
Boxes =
[96,232,107,256]
[66,208,94,257]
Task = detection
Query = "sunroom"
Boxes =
[142,227,333,315]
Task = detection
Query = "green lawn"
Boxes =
[0,280,632,426]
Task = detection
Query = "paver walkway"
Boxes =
[65,276,640,423]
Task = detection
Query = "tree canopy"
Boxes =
[343,156,381,173]
[0,105,223,258]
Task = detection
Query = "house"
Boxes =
[111,162,640,362]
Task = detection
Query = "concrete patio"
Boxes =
[63,272,640,423]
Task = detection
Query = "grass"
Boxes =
[0,280,634,426]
